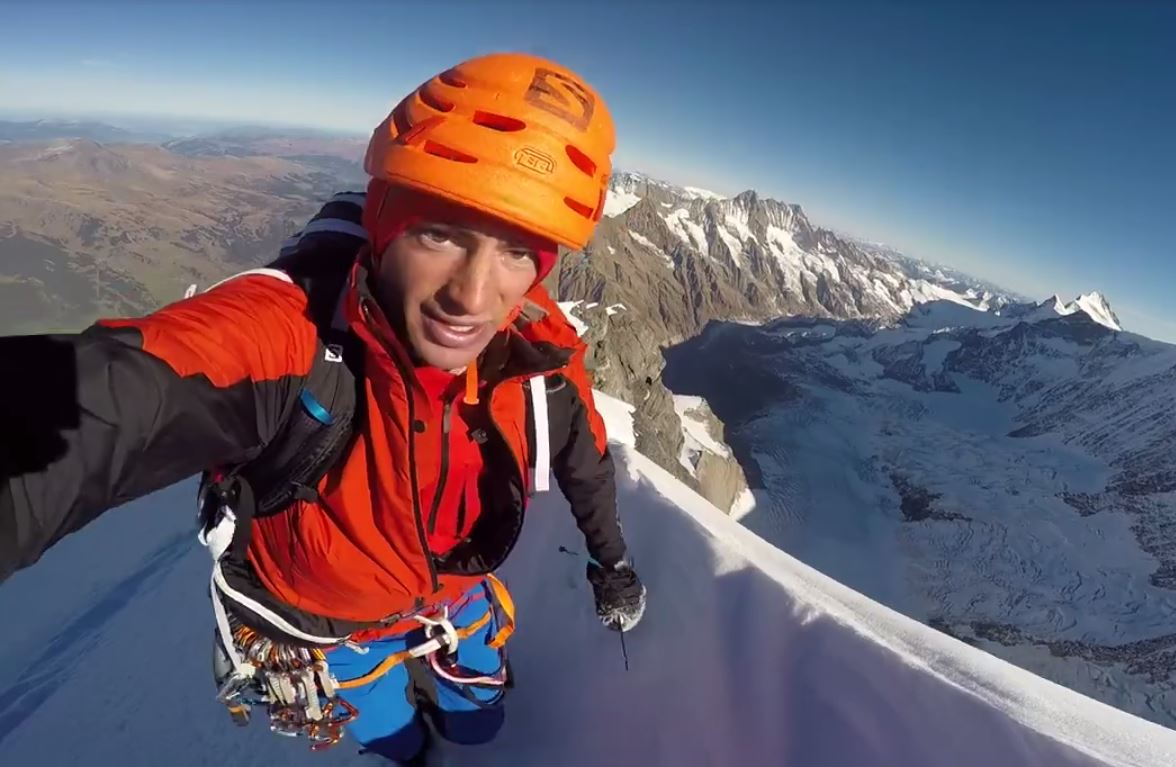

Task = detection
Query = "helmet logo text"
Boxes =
[514,147,555,175]
[524,68,595,131]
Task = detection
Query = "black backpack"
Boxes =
[198,235,366,564]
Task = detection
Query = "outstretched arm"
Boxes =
[549,359,627,568]
[0,275,317,582]
[548,356,646,632]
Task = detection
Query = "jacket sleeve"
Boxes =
[0,275,318,582]
[549,342,628,569]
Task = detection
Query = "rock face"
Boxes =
[687,396,747,513]
[551,172,1013,512]
[568,300,692,491]
[557,172,1016,345]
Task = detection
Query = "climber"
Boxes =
[0,52,646,763]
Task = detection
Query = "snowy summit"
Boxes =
[1010,291,1123,331]
[1073,291,1122,331]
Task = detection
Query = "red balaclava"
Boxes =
[362,179,558,403]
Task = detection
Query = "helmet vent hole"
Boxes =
[565,144,596,177]
[593,186,606,222]
[472,111,527,132]
[564,196,595,220]
[392,102,412,137]
[423,140,478,164]
[419,88,455,113]
[439,70,468,88]
[398,116,444,146]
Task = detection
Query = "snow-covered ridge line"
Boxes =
[2,389,1175,765]
[998,291,1123,331]
[588,391,1176,767]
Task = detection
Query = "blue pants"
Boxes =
[326,580,508,761]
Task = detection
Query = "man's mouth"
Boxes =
[420,309,490,350]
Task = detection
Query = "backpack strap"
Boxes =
[198,194,370,566]
[198,273,361,565]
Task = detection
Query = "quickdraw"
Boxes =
[215,622,358,751]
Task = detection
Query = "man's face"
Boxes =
[375,214,541,371]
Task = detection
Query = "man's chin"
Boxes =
[412,338,483,372]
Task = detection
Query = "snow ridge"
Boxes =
[4,390,1176,765]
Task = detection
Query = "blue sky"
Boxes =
[2,1,1173,340]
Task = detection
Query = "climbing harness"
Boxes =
[201,492,515,751]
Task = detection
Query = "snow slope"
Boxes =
[673,394,732,476]
[3,394,1175,766]
[664,301,1176,728]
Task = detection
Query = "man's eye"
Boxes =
[418,227,452,246]
[504,249,535,265]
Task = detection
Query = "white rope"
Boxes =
[427,652,508,687]
[529,375,551,493]
[203,267,295,293]
[199,503,347,647]
[213,562,347,646]
[211,570,249,675]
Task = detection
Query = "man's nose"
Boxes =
[439,242,496,318]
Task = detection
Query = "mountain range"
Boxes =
[552,171,1100,512]
[0,118,169,144]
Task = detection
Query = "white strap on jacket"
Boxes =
[529,375,551,493]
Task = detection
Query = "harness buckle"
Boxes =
[413,605,460,656]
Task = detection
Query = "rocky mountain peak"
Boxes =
[1073,291,1121,331]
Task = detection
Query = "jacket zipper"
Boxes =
[427,398,454,535]
[383,343,440,595]
[455,493,467,539]
[359,292,571,594]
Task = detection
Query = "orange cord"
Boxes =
[463,361,479,405]
[335,611,493,690]
[335,574,515,690]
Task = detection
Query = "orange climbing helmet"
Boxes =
[364,52,616,252]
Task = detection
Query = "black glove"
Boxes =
[587,560,646,632]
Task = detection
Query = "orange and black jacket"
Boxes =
[0,195,625,640]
